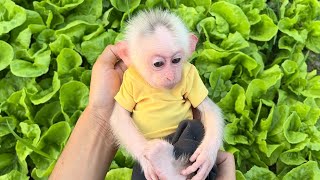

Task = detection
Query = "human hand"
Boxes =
[216,151,236,180]
[87,44,127,116]
[181,143,216,180]
[50,44,126,180]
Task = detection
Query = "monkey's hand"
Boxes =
[142,139,187,180]
[139,155,161,180]
[181,143,216,180]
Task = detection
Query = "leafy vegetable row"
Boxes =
[0,0,319,179]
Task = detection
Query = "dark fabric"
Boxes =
[131,120,217,180]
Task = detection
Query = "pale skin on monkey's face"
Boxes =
[130,26,189,90]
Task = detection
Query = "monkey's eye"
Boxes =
[172,58,181,64]
[153,61,165,67]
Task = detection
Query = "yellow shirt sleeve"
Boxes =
[114,71,136,112]
[184,64,209,108]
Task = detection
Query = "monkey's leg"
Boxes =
[171,120,218,180]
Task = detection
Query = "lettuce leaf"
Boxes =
[49,35,75,55]
[1,0,320,179]
[59,81,89,123]
[0,170,28,180]
[250,14,278,41]
[1,89,34,121]
[0,117,18,138]
[34,101,62,127]
[10,50,51,78]
[16,122,41,163]
[306,21,320,53]
[29,121,70,179]
[110,0,140,13]
[0,41,14,71]
[244,166,276,180]
[210,1,250,39]
[197,16,229,42]
[283,161,320,179]
[39,0,84,14]
[57,48,82,75]
[217,84,245,115]
[105,168,132,180]
[80,30,118,65]
[55,20,104,44]
[173,5,206,31]
[33,1,64,28]
[0,0,27,36]
[30,72,60,105]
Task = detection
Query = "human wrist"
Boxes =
[82,106,114,140]
[86,100,115,118]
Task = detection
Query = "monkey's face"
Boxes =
[133,46,184,90]
[146,51,184,89]
[130,27,186,89]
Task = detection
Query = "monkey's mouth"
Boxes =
[163,83,176,89]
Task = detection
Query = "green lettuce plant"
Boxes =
[0,0,319,179]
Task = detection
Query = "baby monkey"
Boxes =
[110,9,224,180]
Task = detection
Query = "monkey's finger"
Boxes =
[147,162,159,180]
[145,168,158,180]
[149,171,158,180]
[189,147,202,162]
[181,159,203,175]
[148,162,159,180]
[191,163,210,180]
[204,165,212,179]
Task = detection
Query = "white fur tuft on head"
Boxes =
[124,9,190,55]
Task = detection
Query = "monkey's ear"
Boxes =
[189,34,198,53]
[116,41,130,66]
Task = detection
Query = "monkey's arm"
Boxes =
[197,97,224,155]
[110,103,176,180]
[181,97,224,179]
[110,102,147,159]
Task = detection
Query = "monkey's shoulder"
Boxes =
[183,62,196,74]
[181,62,200,82]
[122,67,149,89]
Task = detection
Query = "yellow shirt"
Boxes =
[114,62,208,139]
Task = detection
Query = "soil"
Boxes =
[307,51,320,75]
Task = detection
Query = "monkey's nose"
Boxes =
[166,75,175,81]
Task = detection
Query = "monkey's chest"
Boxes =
[132,92,193,139]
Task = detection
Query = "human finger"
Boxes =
[115,60,127,71]
[216,151,232,165]
[114,61,127,82]
[96,45,119,69]
[216,151,235,180]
